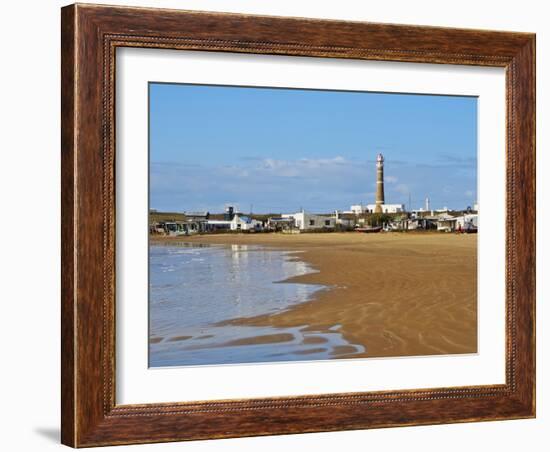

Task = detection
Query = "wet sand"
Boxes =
[152,232,477,358]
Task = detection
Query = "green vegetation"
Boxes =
[367,213,392,227]
[149,211,187,223]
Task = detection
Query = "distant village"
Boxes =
[150,153,478,236]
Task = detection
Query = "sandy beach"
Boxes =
[151,232,477,359]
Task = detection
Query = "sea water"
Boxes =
[149,243,364,366]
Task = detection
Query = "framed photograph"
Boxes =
[61,3,535,447]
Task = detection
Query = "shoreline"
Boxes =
[150,232,477,358]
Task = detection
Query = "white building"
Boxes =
[282,212,336,231]
[206,214,262,232]
[436,213,478,233]
[348,203,405,214]
[366,203,405,214]
[230,214,262,231]
[456,214,478,232]
[436,214,457,232]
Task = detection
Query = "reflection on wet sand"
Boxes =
[149,243,364,367]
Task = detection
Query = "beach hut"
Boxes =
[436,215,458,232]
[230,214,263,231]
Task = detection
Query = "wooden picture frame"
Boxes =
[61,3,535,447]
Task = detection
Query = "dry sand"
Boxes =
[153,232,477,358]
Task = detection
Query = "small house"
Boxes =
[282,212,336,231]
[437,215,457,232]
[230,214,263,231]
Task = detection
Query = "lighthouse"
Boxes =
[374,153,385,213]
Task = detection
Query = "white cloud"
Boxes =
[150,154,477,212]
[394,184,410,195]
[259,156,350,175]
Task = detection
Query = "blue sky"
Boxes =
[149,83,477,213]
